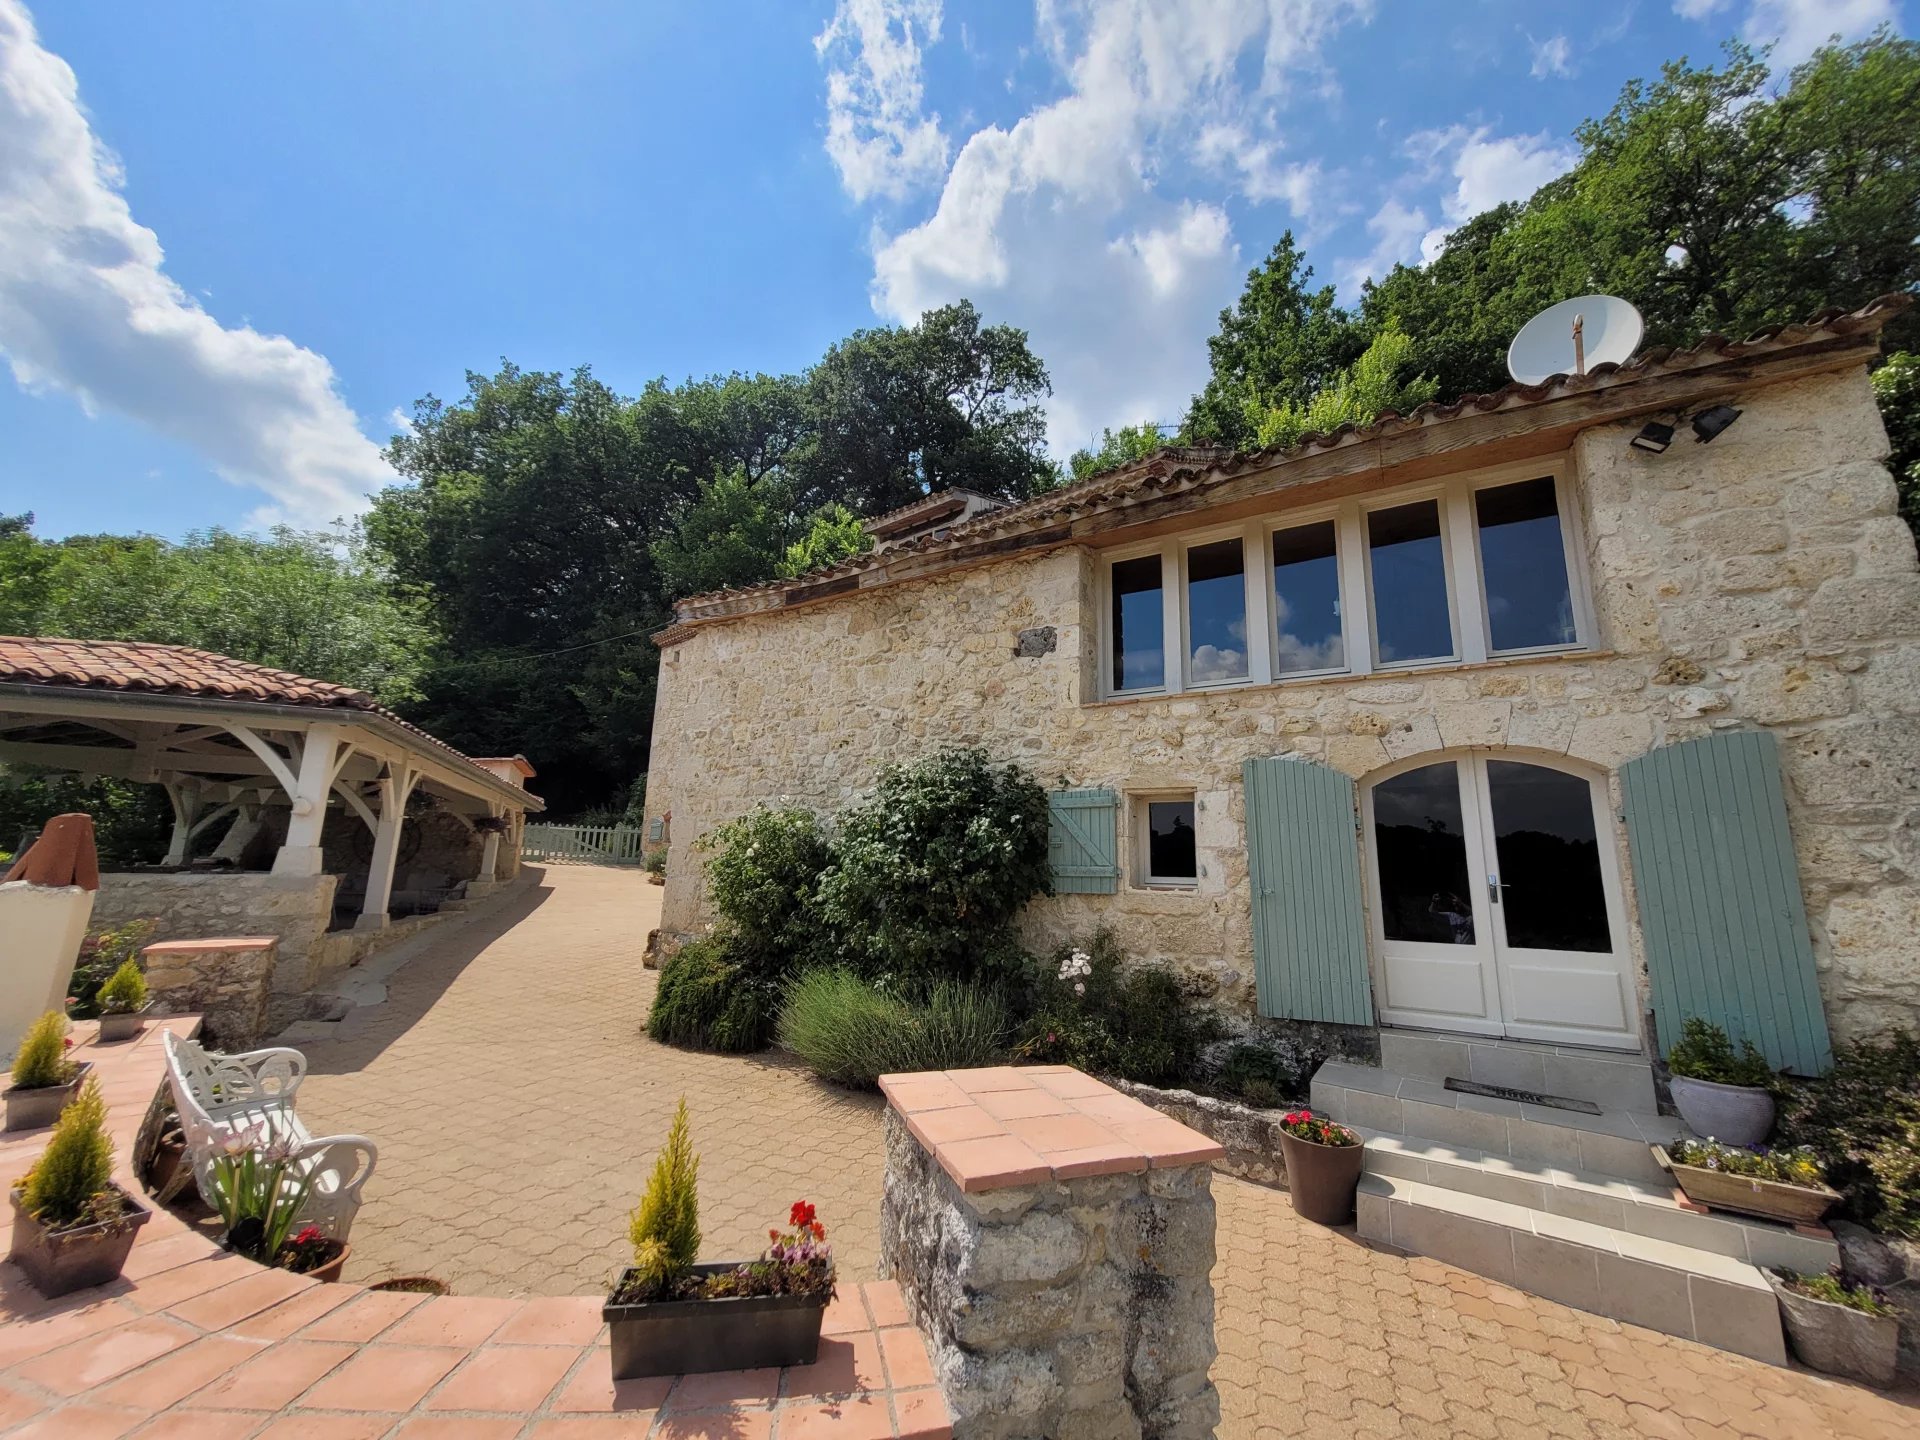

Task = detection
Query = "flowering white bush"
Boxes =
[1058,948,1092,995]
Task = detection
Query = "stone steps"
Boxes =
[1378,1030,1659,1113]
[1358,1173,1787,1365]
[1312,1060,1682,1185]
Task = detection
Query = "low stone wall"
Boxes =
[1108,1079,1295,1190]
[880,1069,1221,1440]
[91,871,336,994]
[142,937,277,1049]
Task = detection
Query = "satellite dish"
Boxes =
[1507,295,1644,385]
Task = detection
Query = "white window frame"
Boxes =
[1132,791,1199,889]
[1093,454,1589,701]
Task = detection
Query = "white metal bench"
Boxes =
[161,1030,377,1242]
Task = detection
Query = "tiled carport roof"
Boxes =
[0,635,539,807]
[660,292,1912,638]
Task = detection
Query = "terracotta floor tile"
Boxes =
[15,1315,195,1396]
[299,1343,465,1411]
[189,1338,358,1409]
[779,1331,884,1400]
[878,1325,936,1390]
[820,1296,871,1337]
[651,1415,775,1440]
[661,1365,781,1412]
[527,1419,664,1438]
[119,1231,219,1283]
[164,1267,312,1332]
[384,1294,524,1348]
[7,1403,147,1440]
[894,1386,955,1439]
[297,1288,429,1342]
[0,1295,133,1368]
[94,1333,268,1409]
[121,1254,256,1313]
[251,1417,394,1440]
[860,1283,909,1329]
[424,1342,580,1411]
[225,1281,361,1340]
[0,1379,41,1429]
[548,1356,673,1414]
[492,1294,605,1346]
[127,1412,267,1440]
[391,1418,525,1440]
[778,1394,897,1439]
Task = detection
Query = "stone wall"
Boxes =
[648,368,1920,1044]
[91,872,336,996]
[141,937,277,1049]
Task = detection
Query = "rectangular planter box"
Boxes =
[96,1005,153,1043]
[603,1263,829,1379]
[1652,1145,1841,1225]
[3,1061,94,1132]
[8,1182,151,1298]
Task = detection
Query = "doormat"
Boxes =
[1444,1077,1602,1115]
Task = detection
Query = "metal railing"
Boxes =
[521,822,648,866]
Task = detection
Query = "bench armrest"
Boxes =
[297,1133,378,1200]
[212,1047,308,1105]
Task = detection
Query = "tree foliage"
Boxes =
[1874,353,1920,529]
[1067,423,1168,484]
[1248,325,1438,451]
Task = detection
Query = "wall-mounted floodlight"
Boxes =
[1630,422,1674,454]
[1691,405,1742,443]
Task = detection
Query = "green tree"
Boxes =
[1874,353,1920,532]
[1067,423,1167,483]
[1248,326,1439,451]
[779,503,872,579]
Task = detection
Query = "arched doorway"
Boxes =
[1361,752,1638,1050]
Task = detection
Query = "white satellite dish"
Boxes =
[1507,295,1644,385]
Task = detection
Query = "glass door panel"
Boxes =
[1372,764,1476,944]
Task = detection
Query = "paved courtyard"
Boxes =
[287,864,1917,1437]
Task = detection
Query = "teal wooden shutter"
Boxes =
[1621,730,1832,1074]
[1243,757,1374,1025]
[1049,788,1119,894]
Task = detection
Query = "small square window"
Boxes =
[1137,796,1197,887]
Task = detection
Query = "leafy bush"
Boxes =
[626,1099,701,1299]
[703,805,832,968]
[1775,1268,1898,1317]
[67,918,157,1019]
[1211,1044,1309,1109]
[779,967,1008,1087]
[814,747,1050,982]
[642,848,667,876]
[10,1011,74,1090]
[1667,1018,1775,1088]
[17,1076,113,1229]
[1777,1030,1920,1237]
[1014,932,1217,1087]
[95,958,149,1016]
[646,938,777,1053]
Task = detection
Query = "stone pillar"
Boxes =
[141,937,277,1050]
[0,814,100,1060]
[880,1065,1222,1440]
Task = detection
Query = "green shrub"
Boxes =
[1014,932,1217,1087]
[1667,1018,1775,1088]
[814,747,1050,981]
[1777,1030,1920,1238]
[779,967,1008,1087]
[95,958,149,1016]
[646,938,777,1053]
[10,1011,74,1090]
[703,805,832,968]
[17,1077,113,1229]
[627,1099,701,1298]
[1211,1044,1310,1109]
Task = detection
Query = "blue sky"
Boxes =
[0,0,1904,541]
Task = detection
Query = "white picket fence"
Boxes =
[521,823,648,866]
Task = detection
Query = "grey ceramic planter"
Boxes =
[96,1004,152,1043]
[2,1062,93,1133]
[1669,1075,1775,1147]
[1766,1271,1901,1386]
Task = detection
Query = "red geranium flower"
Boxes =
[789,1200,817,1231]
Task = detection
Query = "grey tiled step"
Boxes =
[1358,1132,1836,1273]
[1358,1173,1787,1366]
[1378,1029,1658,1112]
[1312,1061,1682,1184]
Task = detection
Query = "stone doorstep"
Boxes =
[1311,1060,1682,1185]
[1358,1173,1789,1367]
[1377,1029,1659,1113]
[1357,1132,1838,1274]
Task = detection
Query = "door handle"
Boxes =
[1487,873,1501,905]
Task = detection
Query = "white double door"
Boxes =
[1361,754,1638,1051]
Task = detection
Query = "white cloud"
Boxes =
[825,0,1373,452]
[1386,124,1579,273]
[1740,0,1896,66]
[1529,34,1572,79]
[815,0,950,203]
[1672,0,1729,20]
[1343,197,1429,293]
[0,1,391,530]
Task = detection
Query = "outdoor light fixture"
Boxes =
[1691,405,1742,443]
[1630,421,1675,453]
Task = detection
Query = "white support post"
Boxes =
[271,724,341,877]
[162,781,202,866]
[357,763,421,932]
[210,801,264,863]
[472,805,505,896]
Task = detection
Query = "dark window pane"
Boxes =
[1477,478,1576,651]
[1112,556,1164,691]
[1273,521,1344,674]
[1372,764,1474,944]
[1147,800,1197,881]
[1368,500,1454,664]
[1485,761,1611,953]
[1187,538,1248,683]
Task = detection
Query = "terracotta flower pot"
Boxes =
[3,1061,94,1133]
[370,1275,451,1295]
[295,1242,350,1284]
[1279,1130,1365,1226]
[8,1181,151,1298]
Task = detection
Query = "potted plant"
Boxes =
[1276,1109,1365,1226]
[604,1099,834,1378]
[1765,1267,1902,1385]
[4,1012,92,1132]
[8,1077,152,1297]
[1666,1018,1776,1146]
[642,848,668,885]
[1653,1137,1841,1224]
[94,959,152,1043]
[371,1275,451,1295]
[276,1224,351,1283]
[206,1127,345,1277]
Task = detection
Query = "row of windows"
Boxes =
[1100,465,1591,699]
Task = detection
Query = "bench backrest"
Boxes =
[161,1029,299,1130]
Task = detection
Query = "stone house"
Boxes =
[644,295,1920,1076]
